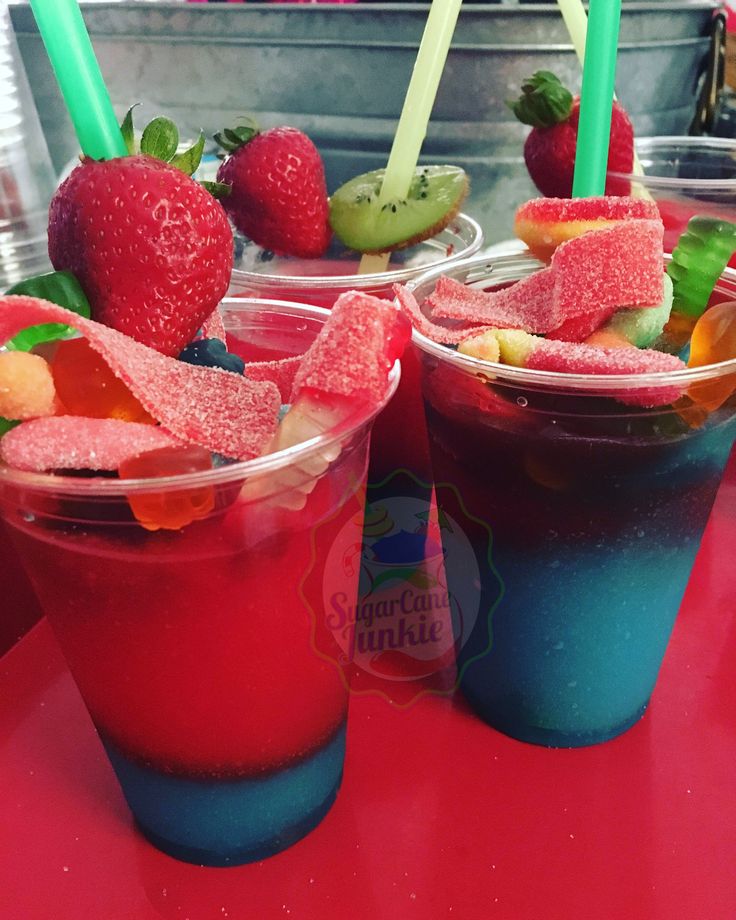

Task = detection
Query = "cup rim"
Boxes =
[407,251,736,392]
[228,212,484,291]
[609,135,736,191]
[0,297,401,495]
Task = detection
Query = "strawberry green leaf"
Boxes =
[214,120,259,154]
[140,116,179,162]
[200,180,232,200]
[169,131,205,177]
[119,105,139,155]
[4,271,92,351]
[507,71,573,128]
[0,417,20,437]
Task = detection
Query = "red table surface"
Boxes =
[2,463,736,920]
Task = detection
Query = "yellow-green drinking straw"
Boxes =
[359,0,464,275]
[29,0,127,160]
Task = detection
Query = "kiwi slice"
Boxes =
[329,165,468,254]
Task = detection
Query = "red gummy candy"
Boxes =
[0,416,180,472]
[0,296,280,460]
[51,338,154,424]
[118,444,215,531]
[291,290,411,402]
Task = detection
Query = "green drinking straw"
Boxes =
[29,0,127,160]
[571,0,623,197]
[359,0,463,274]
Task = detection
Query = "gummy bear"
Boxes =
[118,445,215,531]
[680,300,736,421]
[51,338,154,424]
[667,216,736,319]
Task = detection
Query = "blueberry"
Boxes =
[178,338,245,374]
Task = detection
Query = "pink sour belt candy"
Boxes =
[393,284,489,345]
[428,269,557,332]
[291,290,411,404]
[0,295,281,461]
[200,308,227,343]
[515,195,661,261]
[427,220,664,336]
[1,417,181,472]
[262,290,411,510]
[460,328,685,407]
[243,356,301,403]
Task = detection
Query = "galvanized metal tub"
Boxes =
[10,1,722,243]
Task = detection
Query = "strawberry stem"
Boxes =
[507,71,573,128]
[214,119,259,154]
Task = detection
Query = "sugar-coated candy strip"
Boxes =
[200,308,227,343]
[291,290,411,403]
[393,284,489,344]
[667,216,736,319]
[243,356,301,403]
[0,296,281,461]
[424,220,663,340]
[459,328,686,407]
[552,219,664,319]
[545,304,618,342]
[428,270,560,333]
[514,195,660,261]
[251,291,411,511]
[1,417,181,472]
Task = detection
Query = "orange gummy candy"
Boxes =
[682,300,736,422]
[118,445,215,531]
[51,338,154,424]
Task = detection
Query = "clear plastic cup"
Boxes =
[228,213,483,308]
[229,214,482,494]
[409,252,736,747]
[608,136,736,255]
[0,298,399,865]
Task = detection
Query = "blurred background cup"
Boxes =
[0,1,57,654]
[228,213,483,494]
[409,252,736,748]
[0,1,55,288]
[0,298,398,865]
[609,136,736,254]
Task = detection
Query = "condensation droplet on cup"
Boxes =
[517,396,528,407]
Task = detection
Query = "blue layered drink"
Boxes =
[408,251,736,747]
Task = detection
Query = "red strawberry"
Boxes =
[215,122,331,259]
[48,151,233,357]
[509,71,634,199]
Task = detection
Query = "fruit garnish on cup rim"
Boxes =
[215,119,332,260]
[47,106,234,357]
[328,164,469,255]
[509,70,634,200]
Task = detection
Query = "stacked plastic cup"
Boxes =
[0,2,56,289]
